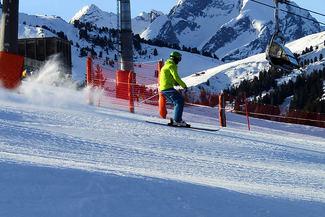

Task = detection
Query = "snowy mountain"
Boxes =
[11,6,222,84]
[4,2,325,107]
[185,31,324,89]
[141,0,321,61]
[132,10,164,35]
[183,30,325,104]
[321,25,325,32]
[0,66,325,216]
[70,4,117,30]
[69,4,164,35]
[19,12,78,39]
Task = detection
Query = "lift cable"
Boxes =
[281,1,325,18]
[250,0,325,25]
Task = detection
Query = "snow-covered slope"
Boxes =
[18,13,81,46]
[0,64,324,217]
[185,31,325,94]
[142,0,320,61]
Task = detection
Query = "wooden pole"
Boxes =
[219,92,226,127]
[244,92,251,131]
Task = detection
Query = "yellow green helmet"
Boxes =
[170,51,182,63]
[170,51,182,58]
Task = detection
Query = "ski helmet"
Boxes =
[170,51,182,63]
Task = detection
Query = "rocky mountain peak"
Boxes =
[137,10,164,23]
[142,0,321,62]
[69,4,164,35]
[69,4,117,29]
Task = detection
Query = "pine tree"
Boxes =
[153,48,158,56]
[79,48,87,57]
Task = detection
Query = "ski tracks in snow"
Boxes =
[0,103,325,203]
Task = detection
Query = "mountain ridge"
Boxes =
[142,0,321,62]
[2,3,325,112]
[69,4,164,35]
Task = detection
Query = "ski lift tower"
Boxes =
[116,0,135,113]
[117,0,134,72]
[0,0,24,89]
[0,0,19,54]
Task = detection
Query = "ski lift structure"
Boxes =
[265,0,299,71]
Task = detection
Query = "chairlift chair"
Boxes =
[265,0,299,71]
[265,33,299,71]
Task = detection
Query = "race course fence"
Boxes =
[87,55,325,129]
[87,55,160,111]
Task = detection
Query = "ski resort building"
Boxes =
[18,37,72,75]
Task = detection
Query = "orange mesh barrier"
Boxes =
[87,55,160,111]
[0,51,24,89]
[222,93,325,128]
[86,56,325,129]
[86,56,221,126]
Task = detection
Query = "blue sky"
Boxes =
[19,0,178,21]
[18,0,325,25]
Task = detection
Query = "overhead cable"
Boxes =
[250,0,325,25]
[283,1,325,17]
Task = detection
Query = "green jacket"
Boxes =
[159,59,187,91]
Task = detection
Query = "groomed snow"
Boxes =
[0,60,324,217]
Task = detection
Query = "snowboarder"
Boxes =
[160,51,189,127]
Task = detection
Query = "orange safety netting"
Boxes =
[188,90,325,128]
[87,55,325,129]
[87,56,221,126]
[87,56,160,111]
[216,93,325,128]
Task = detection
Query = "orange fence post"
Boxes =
[219,92,226,127]
[86,55,94,105]
[116,69,136,113]
[87,55,92,86]
[244,92,251,131]
[159,92,167,119]
[0,51,24,89]
[158,60,163,75]
[157,59,167,118]
[128,71,136,113]
[116,70,129,100]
